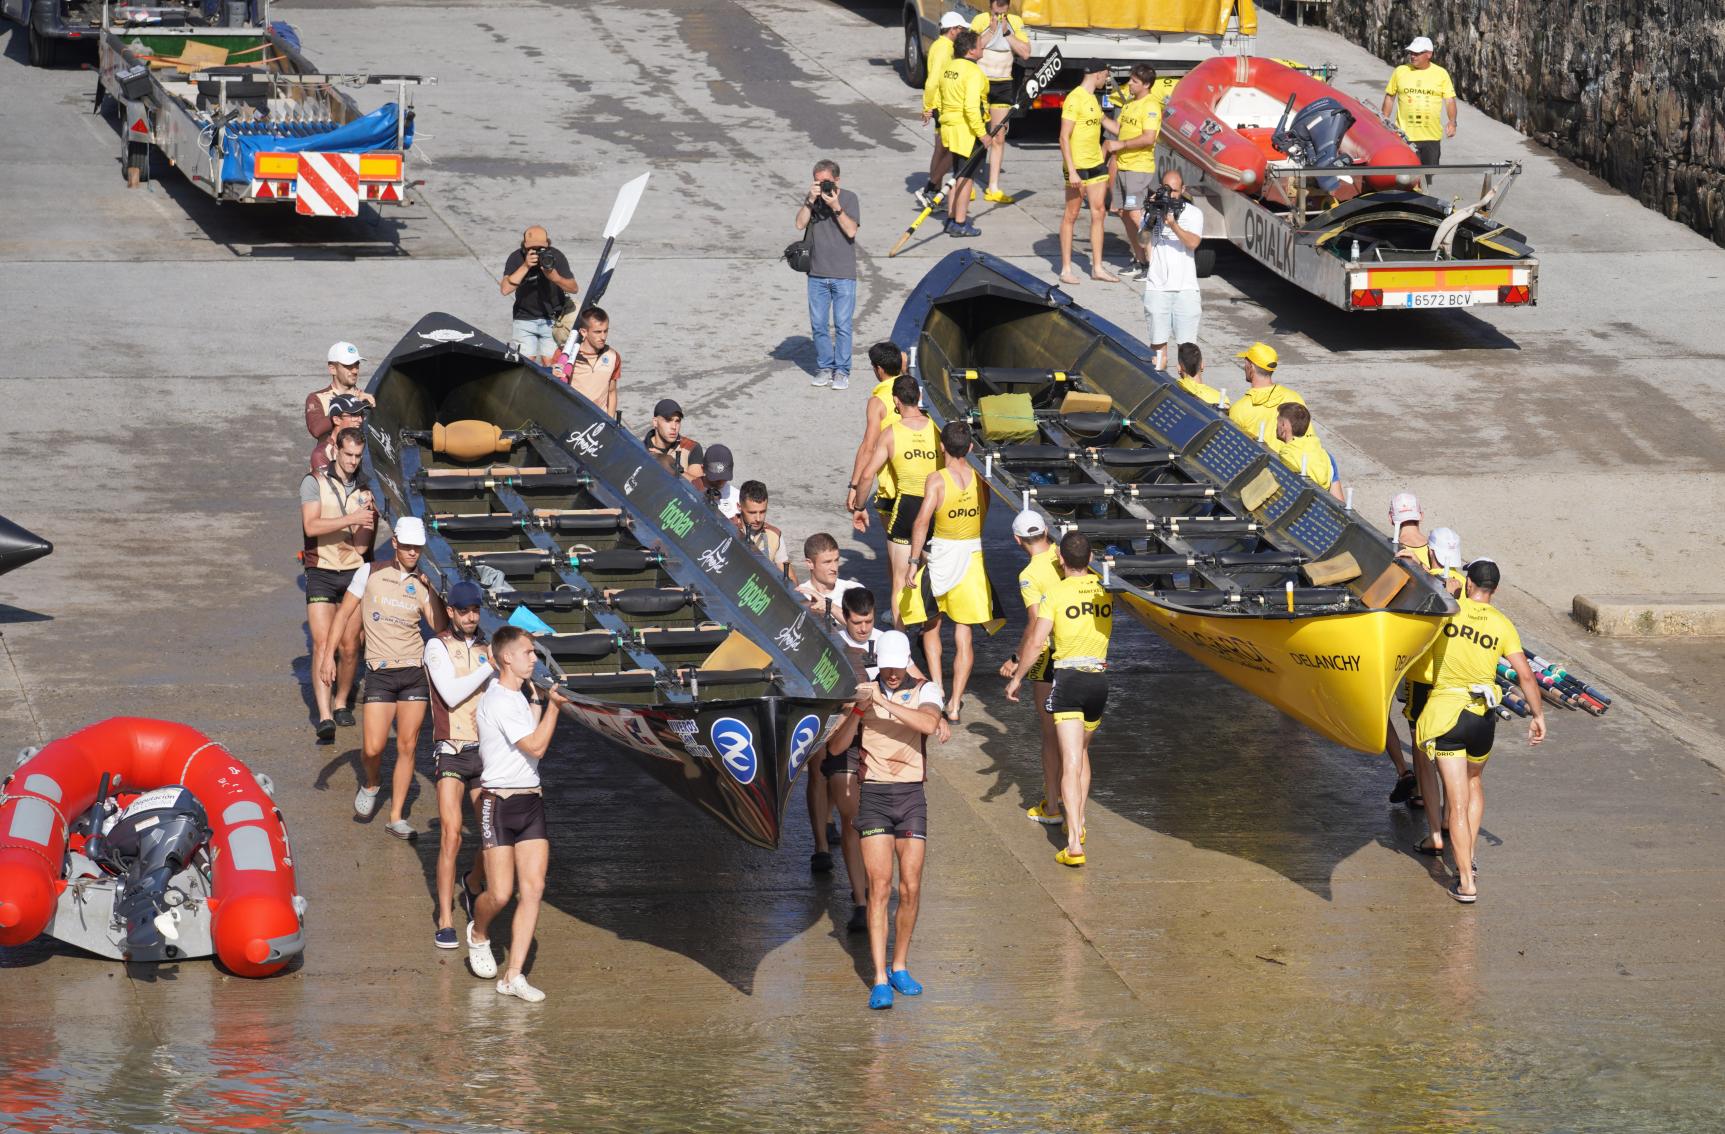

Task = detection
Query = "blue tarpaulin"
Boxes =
[220,101,412,183]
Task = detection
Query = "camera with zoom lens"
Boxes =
[525,245,550,262]
[818,180,838,197]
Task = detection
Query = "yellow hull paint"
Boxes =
[1122,593,1443,752]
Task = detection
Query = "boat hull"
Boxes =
[0,718,304,976]
[0,514,52,578]
[1123,595,1434,752]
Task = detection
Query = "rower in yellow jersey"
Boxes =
[1174,343,1225,406]
[936,29,991,236]
[1398,525,1466,849]
[1000,509,1065,826]
[915,13,968,207]
[846,343,907,528]
[856,373,940,627]
[1415,558,1546,903]
[1058,59,1119,284]
[907,421,997,722]
[1103,63,1164,278]
[1005,530,1111,866]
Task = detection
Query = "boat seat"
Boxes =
[542,632,618,661]
[606,587,695,616]
[678,667,774,688]
[955,367,1073,387]
[561,671,658,695]
[535,509,626,535]
[425,466,564,478]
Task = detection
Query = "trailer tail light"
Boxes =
[1350,288,1383,309]
[1498,285,1531,305]
[1032,92,1066,109]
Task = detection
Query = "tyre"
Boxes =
[902,10,925,89]
[27,21,55,67]
[1195,246,1217,279]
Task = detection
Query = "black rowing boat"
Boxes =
[0,514,52,579]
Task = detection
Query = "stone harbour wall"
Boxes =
[1325,0,1725,245]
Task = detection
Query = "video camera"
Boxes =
[1142,185,1181,232]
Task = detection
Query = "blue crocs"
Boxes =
[888,969,923,996]
[868,982,894,1010]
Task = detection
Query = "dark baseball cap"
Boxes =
[447,579,485,608]
[1465,557,1501,589]
[653,398,683,420]
[328,393,369,418]
[703,444,734,482]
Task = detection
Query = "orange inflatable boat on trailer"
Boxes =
[0,718,305,977]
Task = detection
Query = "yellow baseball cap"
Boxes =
[1235,342,1278,371]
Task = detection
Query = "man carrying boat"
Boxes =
[734,480,795,582]
[797,531,864,625]
[317,516,448,837]
[1174,343,1224,406]
[1397,521,1468,842]
[643,399,704,482]
[1227,342,1307,443]
[1383,492,1434,805]
[310,395,370,475]
[854,375,940,628]
[550,306,620,419]
[1415,558,1546,903]
[844,343,908,540]
[695,444,740,519]
[1005,531,1113,867]
[300,427,377,740]
[1000,509,1065,826]
[304,341,373,442]
[906,421,997,722]
[423,579,493,951]
[823,630,943,1009]
[468,625,572,1002]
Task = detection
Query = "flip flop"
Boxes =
[1415,838,1444,857]
[1449,883,1478,904]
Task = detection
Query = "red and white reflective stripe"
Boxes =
[294,152,361,217]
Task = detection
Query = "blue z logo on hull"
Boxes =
[788,714,821,777]
[711,717,758,785]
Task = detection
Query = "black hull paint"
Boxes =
[0,515,52,578]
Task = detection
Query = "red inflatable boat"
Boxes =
[0,718,304,977]
[1160,56,1420,201]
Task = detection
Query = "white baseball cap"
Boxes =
[1389,492,1421,526]
[1011,509,1048,539]
[1405,36,1434,53]
[327,341,364,366]
[1429,527,1462,569]
[393,516,427,546]
[875,630,912,670]
[939,11,966,29]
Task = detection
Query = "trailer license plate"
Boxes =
[1398,292,1477,308]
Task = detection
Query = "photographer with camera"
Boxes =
[793,160,861,391]
[499,226,578,368]
[1140,169,1204,371]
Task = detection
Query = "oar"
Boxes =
[889,46,1064,257]
[581,172,650,313]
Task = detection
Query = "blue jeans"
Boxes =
[807,276,856,376]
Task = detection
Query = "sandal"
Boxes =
[1415,837,1444,857]
[1389,771,1417,804]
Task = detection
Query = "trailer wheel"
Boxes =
[902,9,925,88]
[1195,247,1217,279]
[27,22,56,67]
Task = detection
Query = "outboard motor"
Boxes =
[1272,96,1358,194]
[86,787,212,955]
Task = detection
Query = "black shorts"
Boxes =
[479,790,548,850]
[856,781,927,840]
[363,665,430,704]
[1402,679,1433,724]
[1428,708,1497,763]
[1047,667,1108,732]
[1413,140,1442,166]
[887,494,923,545]
[987,79,1015,108]
[1023,646,1053,685]
[435,743,483,785]
[821,740,861,779]
[305,566,356,604]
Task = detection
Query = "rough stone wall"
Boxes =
[1325,0,1725,244]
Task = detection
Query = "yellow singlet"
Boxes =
[1115,92,1161,174]
[1047,571,1112,664]
[931,467,983,540]
[871,379,901,499]
[1061,86,1106,172]
[888,420,939,497]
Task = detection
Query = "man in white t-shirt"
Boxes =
[1142,169,1205,371]
[466,624,569,1003]
[796,531,864,627]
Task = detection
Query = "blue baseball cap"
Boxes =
[447,580,485,608]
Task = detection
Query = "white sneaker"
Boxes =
[497,972,545,1003]
[831,373,850,391]
[811,369,831,387]
[353,786,380,817]
[466,923,498,979]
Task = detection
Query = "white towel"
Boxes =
[927,537,980,597]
